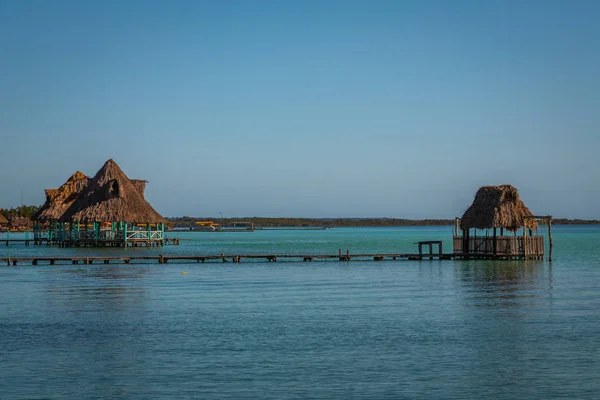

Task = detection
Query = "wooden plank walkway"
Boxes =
[2,238,47,246]
[0,238,181,246]
[0,252,460,266]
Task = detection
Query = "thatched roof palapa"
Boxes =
[130,179,147,196]
[60,159,164,223]
[460,185,537,231]
[32,171,89,221]
[0,211,8,225]
[9,216,32,229]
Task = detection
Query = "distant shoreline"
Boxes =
[166,217,600,228]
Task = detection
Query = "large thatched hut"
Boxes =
[56,159,165,246]
[454,185,552,260]
[32,159,165,247]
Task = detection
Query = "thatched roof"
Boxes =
[9,216,31,228]
[460,185,537,231]
[130,179,147,196]
[32,171,89,221]
[60,159,164,223]
[0,212,7,224]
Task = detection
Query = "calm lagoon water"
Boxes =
[1,226,599,399]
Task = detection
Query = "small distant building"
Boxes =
[33,159,166,247]
[9,216,31,231]
[453,185,552,260]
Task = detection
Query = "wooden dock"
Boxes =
[1,252,458,266]
[1,237,181,247]
[2,238,48,246]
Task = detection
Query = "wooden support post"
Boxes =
[463,229,470,257]
[548,217,553,262]
[523,224,527,258]
[493,228,497,256]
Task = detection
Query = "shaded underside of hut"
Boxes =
[460,185,537,232]
[32,171,89,222]
[60,159,164,223]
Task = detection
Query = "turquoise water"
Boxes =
[1,226,599,399]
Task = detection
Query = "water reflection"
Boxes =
[27,266,155,397]
[44,265,150,312]
[455,260,550,308]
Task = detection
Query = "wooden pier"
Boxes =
[3,238,48,246]
[1,237,180,247]
[1,252,456,266]
[0,248,549,266]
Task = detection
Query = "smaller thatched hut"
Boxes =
[32,171,89,222]
[460,185,537,232]
[454,185,551,260]
[31,171,89,241]
[9,216,31,230]
[0,211,8,226]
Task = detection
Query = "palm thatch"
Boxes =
[0,212,8,225]
[60,159,165,223]
[460,185,537,231]
[31,171,89,221]
[130,179,147,196]
[9,216,31,229]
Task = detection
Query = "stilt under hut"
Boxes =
[453,185,552,261]
[58,159,165,247]
[31,171,89,243]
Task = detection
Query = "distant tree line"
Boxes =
[552,218,600,225]
[166,216,600,228]
[1,205,40,219]
[1,207,597,226]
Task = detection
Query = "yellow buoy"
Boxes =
[181,271,188,275]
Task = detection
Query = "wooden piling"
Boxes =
[548,217,553,262]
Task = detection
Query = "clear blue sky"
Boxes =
[1,0,599,218]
